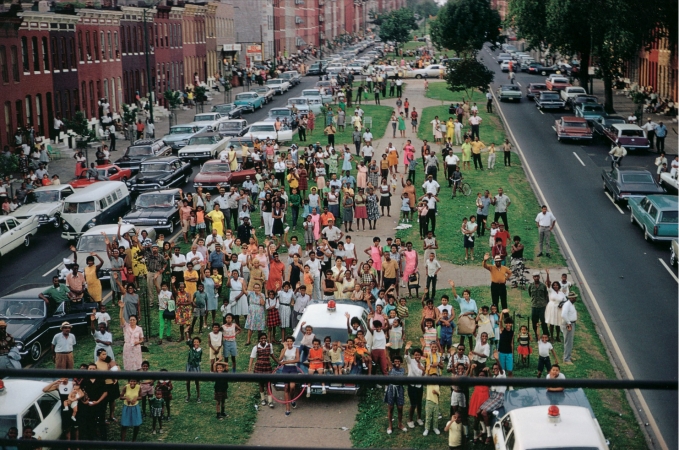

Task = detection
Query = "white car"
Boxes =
[193,112,229,126]
[253,86,275,104]
[0,215,40,257]
[12,184,76,229]
[0,379,63,441]
[501,60,513,72]
[408,64,446,79]
[243,121,294,144]
[287,97,311,115]
[265,78,291,94]
[498,52,513,64]
[302,88,333,105]
[660,169,678,192]
[178,133,231,162]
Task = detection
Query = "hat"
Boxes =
[0,320,6,327]
[567,292,578,299]
[245,175,251,179]
[63,258,72,265]
[152,244,159,248]
[532,271,541,276]
[60,321,72,329]
[494,256,502,262]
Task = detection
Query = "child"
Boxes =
[63,381,83,422]
[149,389,165,434]
[423,341,444,376]
[560,273,573,295]
[265,289,281,343]
[498,311,514,376]
[196,206,206,238]
[354,332,373,374]
[342,339,356,374]
[214,361,229,419]
[307,338,326,396]
[537,333,558,378]
[222,313,241,372]
[488,222,498,248]
[189,210,197,238]
[155,369,173,420]
[90,304,111,334]
[384,355,407,434]
[208,323,224,372]
[186,337,202,403]
[444,412,464,449]
[329,341,343,374]
[389,173,399,193]
[220,298,230,324]
[119,379,142,442]
[158,283,173,344]
[517,325,532,366]
[384,295,397,318]
[211,268,223,293]
[488,305,500,355]
[139,361,154,417]
[303,265,313,293]
[423,373,440,436]
[396,297,409,324]
[420,317,438,355]
[475,306,494,346]
[437,309,454,355]
[191,284,208,334]
[322,336,333,372]
[387,317,403,359]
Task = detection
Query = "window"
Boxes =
[60,37,67,69]
[93,32,99,61]
[73,88,79,112]
[97,80,101,103]
[54,92,60,120]
[111,190,118,201]
[104,79,109,106]
[51,37,58,70]
[21,405,42,431]
[4,102,11,139]
[101,31,105,60]
[99,198,108,209]
[78,31,84,61]
[21,36,28,72]
[86,31,91,61]
[132,26,137,53]
[10,46,19,81]
[107,32,112,59]
[114,31,119,59]
[126,26,132,54]
[35,94,43,136]
[154,24,158,48]
[69,37,76,68]
[89,81,95,118]
[0,46,8,82]
[64,91,71,119]
[81,82,87,115]
[41,37,49,71]
[25,95,32,126]
[37,394,59,419]
[31,36,39,72]
[106,195,113,204]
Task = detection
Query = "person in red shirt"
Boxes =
[136,120,144,140]
[495,223,510,248]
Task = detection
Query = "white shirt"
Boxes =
[422,179,440,194]
[492,371,507,393]
[362,131,373,142]
[249,342,273,358]
[205,234,225,252]
[274,161,286,173]
[469,115,482,126]
[322,226,342,242]
[218,150,230,162]
[472,341,490,363]
[361,145,374,157]
[641,121,657,132]
[538,340,553,357]
[546,372,566,379]
[437,304,453,317]
[423,195,437,209]
[306,258,321,277]
[372,329,386,349]
[171,254,187,272]
[425,258,441,277]
[535,211,556,227]
[445,154,460,166]
[186,251,205,269]
[561,300,577,325]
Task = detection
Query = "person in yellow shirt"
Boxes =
[287,169,300,192]
[444,412,464,449]
[461,138,472,171]
[227,146,238,171]
[487,143,497,170]
[183,262,199,298]
[446,117,455,142]
[423,374,440,436]
[470,137,486,170]
[482,253,512,310]
[120,379,142,441]
[206,203,225,236]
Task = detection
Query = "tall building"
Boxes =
[233,0,273,65]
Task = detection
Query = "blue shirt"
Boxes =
[209,251,225,268]
[341,175,356,188]
[437,319,454,337]
[454,295,478,315]
[655,124,667,138]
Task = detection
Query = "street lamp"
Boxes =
[142,0,163,127]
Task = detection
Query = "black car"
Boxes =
[211,103,244,119]
[528,63,560,76]
[601,167,665,203]
[126,156,192,194]
[114,138,172,174]
[122,189,182,233]
[591,115,626,138]
[1,285,95,364]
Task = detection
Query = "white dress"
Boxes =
[545,290,565,325]
[277,289,294,328]
[229,277,248,316]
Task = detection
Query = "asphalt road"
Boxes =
[482,45,677,450]
[0,75,321,298]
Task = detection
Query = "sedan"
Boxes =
[127,156,192,193]
[211,103,244,119]
[526,83,548,99]
[545,76,571,91]
[123,189,181,234]
[497,85,523,102]
[253,86,275,104]
[69,164,132,188]
[535,91,566,110]
[0,379,63,439]
[659,170,678,193]
[217,119,249,138]
[234,92,265,112]
[0,286,95,363]
[178,133,230,162]
[575,103,607,123]
[113,138,172,173]
[555,116,593,142]
[628,195,678,242]
[12,184,75,229]
[243,121,294,144]
[162,123,209,151]
[528,63,560,76]
[602,124,650,150]
[602,167,665,202]
[408,64,445,78]
[0,215,40,257]
[265,78,291,94]
[591,115,627,138]
[193,160,256,190]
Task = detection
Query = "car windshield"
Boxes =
[269,110,291,117]
[170,127,195,134]
[250,125,274,133]
[552,78,568,83]
[620,129,644,137]
[77,234,110,252]
[541,93,560,99]
[289,99,308,105]
[235,94,254,100]
[607,119,626,126]
[188,136,217,145]
[584,105,604,112]
[622,174,654,183]
[201,163,231,173]
[266,80,281,85]
[142,163,170,172]
[194,115,215,122]
[30,190,60,203]
[220,122,243,130]
[302,90,320,96]
[660,210,678,223]
[64,201,95,214]
[212,104,234,113]
[136,193,175,208]
[0,299,46,318]
[563,121,587,128]
[503,86,520,91]
[127,146,152,156]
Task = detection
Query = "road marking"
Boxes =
[659,258,679,283]
[42,261,64,277]
[551,126,556,131]
[603,192,626,214]
[572,152,586,166]
[489,87,669,450]
[539,109,545,115]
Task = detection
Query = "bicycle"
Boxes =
[451,179,472,197]
[509,258,530,290]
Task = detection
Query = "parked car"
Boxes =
[114,138,172,173]
[0,215,40,257]
[192,112,229,129]
[535,91,566,110]
[162,123,209,151]
[591,115,627,138]
[60,182,131,241]
[234,92,266,112]
[69,164,132,188]
[306,61,327,76]
[178,133,231,162]
[0,287,96,363]
[575,103,607,123]
[560,86,588,108]
[253,86,275,104]
[628,195,678,242]
[123,189,182,234]
[211,103,244,119]
[555,116,593,142]
[601,124,650,150]
[526,83,548,99]
[286,97,311,115]
[409,64,446,78]
[528,63,560,75]
[545,76,571,91]
[301,88,333,105]
[497,53,513,64]
[602,167,665,202]
[346,62,365,74]
[127,156,193,193]
[670,239,678,266]
[281,70,301,85]
[659,170,678,193]
[571,95,600,112]
[192,160,257,190]
[497,84,522,102]
[217,119,249,138]
[492,388,609,450]
[242,121,294,144]
[265,78,291,94]
[265,108,297,127]
[12,184,75,229]
[0,379,65,438]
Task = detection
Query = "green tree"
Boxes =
[163,89,183,110]
[443,58,495,101]
[415,0,440,19]
[430,0,502,57]
[378,8,418,53]
[64,110,95,151]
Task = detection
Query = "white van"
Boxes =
[60,181,131,240]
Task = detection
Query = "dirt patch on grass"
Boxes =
[576,322,606,362]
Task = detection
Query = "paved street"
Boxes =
[482,44,678,450]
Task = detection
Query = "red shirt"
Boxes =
[411,111,418,120]
[495,230,511,248]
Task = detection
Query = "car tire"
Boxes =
[29,341,42,362]
[415,74,422,79]
[24,234,30,247]
[168,220,175,235]
[541,70,547,76]
[53,214,61,229]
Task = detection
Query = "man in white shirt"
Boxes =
[292,286,311,328]
[306,251,322,300]
[186,245,205,273]
[170,246,187,285]
[641,118,658,150]
[485,91,493,113]
[360,143,374,165]
[321,219,343,248]
[205,228,225,252]
[535,205,556,258]
[560,292,578,364]
[444,152,460,187]
[468,111,483,140]
[421,175,440,196]
[424,253,441,300]
[362,128,373,145]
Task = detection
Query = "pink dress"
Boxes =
[357,165,368,189]
[311,214,321,240]
[403,145,415,165]
[122,323,144,371]
[402,249,418,282]
[370,246,383,271]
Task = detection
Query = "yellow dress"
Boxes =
[206,210,225,236]
[228,150,238,171]
[446,120,455,140]
[130,246,147,277]
[183,270,199,297]
[85,265,102,302]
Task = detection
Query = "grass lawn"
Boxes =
[350,287,647,449]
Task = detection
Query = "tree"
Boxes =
[64,110,95,152]
[443,58,495,102]
[378,8,418,52]
[415,0,440,18]
[430,0,502,57]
